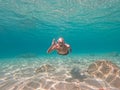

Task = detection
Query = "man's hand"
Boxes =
[52,38,55,45]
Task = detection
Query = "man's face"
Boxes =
[58,41,64,47]
[57,38,64,47]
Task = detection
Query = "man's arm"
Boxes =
[47,39,56,53]
[65,44,72,53]
[47,45,55,53]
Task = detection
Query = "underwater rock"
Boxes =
[87,60,120,89]
[70,67,88,82]
[84,78,106,89]
[35,64,55,73]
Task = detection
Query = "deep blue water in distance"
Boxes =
[0,0,120,58]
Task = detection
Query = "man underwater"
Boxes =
[47,37,72,55]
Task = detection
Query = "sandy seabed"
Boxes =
[0,54,120,90]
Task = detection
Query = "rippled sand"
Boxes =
[0,54,120,90]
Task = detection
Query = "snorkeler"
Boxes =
[47,37,72,55]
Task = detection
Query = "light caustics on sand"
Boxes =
[0,55,120,90]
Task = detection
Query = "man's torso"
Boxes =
[55,44,69,54]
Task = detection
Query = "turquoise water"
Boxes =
[0,0,120,58]
[0,1,120,89]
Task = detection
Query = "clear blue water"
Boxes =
[0,1,120,89]
[0,0,120,58]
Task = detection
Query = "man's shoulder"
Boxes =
[65,43,70,47]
